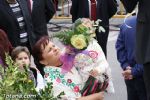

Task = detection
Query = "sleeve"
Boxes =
[44,68,81,99]
[131,64,144,78]
[45,0,55,22]
[115,25,129,70]
[120,0,138,13]
[107,0,117,18]
[36,72,46,92]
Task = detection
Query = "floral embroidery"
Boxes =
[89,50,98,59]
[74,53,93,68]
[74,86,80,92]
[44,73,49,78]
[67,79,72,83]
[44,67,80,93]
[56,77,61,83]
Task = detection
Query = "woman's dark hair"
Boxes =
[32,36,50,62]
[0,29,12,66]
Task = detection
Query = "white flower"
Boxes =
[99,26,105,33]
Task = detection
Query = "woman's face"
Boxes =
[40,41,61,66]
[15,51,30,68]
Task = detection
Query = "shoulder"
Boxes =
[120,16,137,31]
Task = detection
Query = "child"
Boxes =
[116,16,147,100]
[11,46,45,91]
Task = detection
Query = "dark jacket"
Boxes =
[70,0,117,56]
[116,16,143,78]
[121,0,150,64]
[71,0,117,26]
[31,0,55,42]
[0,0,36,48]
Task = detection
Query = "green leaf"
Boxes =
[0,32,73,100]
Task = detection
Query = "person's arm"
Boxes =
[120,0,138,13]
[131,64,143,78]
[77,92,104,100]
[61,92,104,100]
[115,24,129,70]
[45,0,55,22]
[36,71,45,91]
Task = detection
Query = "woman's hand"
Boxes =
[78,91,104,100]
[97,92,104,100]
[89,69,99,77]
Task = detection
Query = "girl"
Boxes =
[11,46,45,91]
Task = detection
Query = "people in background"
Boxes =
[120,0,150,99]
[52,0,61,11]
[116,16,147,100]
[0,0,35,51]
[70,0,117,56]
[0,29,12,67]
[28,0,55,76]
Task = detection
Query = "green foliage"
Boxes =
[53,29,74,45]
[0,54,64,100]
[53,18,94,50]
[36,83,65,100]
[0,54,36,99]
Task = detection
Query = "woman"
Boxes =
[32,36,104,100]
[0,29,12,67]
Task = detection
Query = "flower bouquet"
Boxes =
[53,18,110,96]
[53,18,105,73]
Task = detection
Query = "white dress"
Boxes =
[44,66,83,100]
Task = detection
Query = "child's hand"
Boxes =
[122,69,131,76]
[122,66,133,80]
[126,66,132,70]
[89,69,99,77]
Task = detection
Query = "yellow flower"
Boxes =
[71,34,87,49]
[28,79,32,83]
